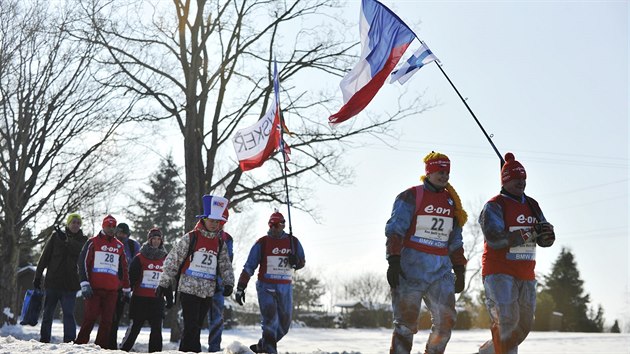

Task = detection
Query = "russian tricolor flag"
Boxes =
[328,0,415,125]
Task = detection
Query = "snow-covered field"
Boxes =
[1,321,628,354]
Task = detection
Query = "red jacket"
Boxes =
[78,231,130,291]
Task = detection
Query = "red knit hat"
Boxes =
[501,152,527,184]
[268,211,285,227]
[424,152,450,175]
[102,214,117,228]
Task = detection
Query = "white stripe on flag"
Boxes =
[390,43,438,85]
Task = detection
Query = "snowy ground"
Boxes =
[1,321,629,354]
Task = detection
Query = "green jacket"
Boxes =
[35,227,88,292]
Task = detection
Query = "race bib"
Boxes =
[185,250,217,279]
[266,255,292,281]
[507,226,537,261]
[140,270,161,289]
[409,215,453,248]
[93,251,119,275]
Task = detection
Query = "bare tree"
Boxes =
[457,202,485,302]
[0,0,141,324]
[342,272,390,309]
[79,0,430,229]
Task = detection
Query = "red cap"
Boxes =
[425,156,450,175]
[102,214,117,229]
[268,211,285,227]
[501,152,526,184]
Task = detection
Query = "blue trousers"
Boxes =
[480,274,537,354]
[390,272,456,354]
[207,291,225,352]
[40,288,77,343]
[255,281,292,354]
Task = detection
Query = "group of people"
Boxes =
[33,195,306,353]
[386,151,555,354]
[33,149,554,354]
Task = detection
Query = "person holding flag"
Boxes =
[477,152,555,354]
[234,210,306,354]
[385,152,468,354]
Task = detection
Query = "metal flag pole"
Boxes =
[420,40,505,167]
[273,59,297,260]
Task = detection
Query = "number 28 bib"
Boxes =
[93,251,120,275]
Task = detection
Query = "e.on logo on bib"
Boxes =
[100,245,119,253]
[148,264,163,270]
[272,247,290,255]
[424,205,452,216]
[516,214,538,224]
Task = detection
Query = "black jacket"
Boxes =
[35,227,88,291]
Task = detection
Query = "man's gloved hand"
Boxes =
[165,288,174,309]
[235,286,246,306]
[156,285,172,305]
[33,277,42,290]
[519,229,539,244]
[288,254,298,269]
[223,285,233,297]
[453,265,465,293]
[80,282,93,299]
[122,288,132,303]
[387,255,405,288]
[55,225,67,241]
[534,222,555,247]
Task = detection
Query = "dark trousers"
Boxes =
[75,289,118,349]
[179,292,212,353]
[120,296,163,352]
[109,290,126,349]
[40,289,77,343]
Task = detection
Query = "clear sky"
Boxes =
[280,0,628,327]
[113,0,628,329]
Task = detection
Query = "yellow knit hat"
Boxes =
[66,213,82,226]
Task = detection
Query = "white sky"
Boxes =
[104,0,628,330]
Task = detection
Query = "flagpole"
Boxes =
[273,59,297,259]
[433,62,504,165]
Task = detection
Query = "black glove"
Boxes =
[235,286,246,306]
[387,256,405,288]
[223,285,233,297]
[33,277,41,290]
[165,289,174,309]
[81,283,93,299]
[453,265,465,293]
[156,285,173,308]
[288,254,298,268]
[534,222,555,247]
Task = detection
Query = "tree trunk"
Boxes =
[0,226,20,325]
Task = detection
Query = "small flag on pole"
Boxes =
[390,42,438,85]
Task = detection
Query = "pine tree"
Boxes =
[127,154,185,249]
[544,247,604,332]
[610,320,621,333]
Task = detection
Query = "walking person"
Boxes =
[120,228,172,352]
[234,210,306,354]
[109,222,140,349]
[33,213,88,343]
[75,214,131,349]
[385,151,468,354]
[477,152,555,354]
[156,195,234,353]
[207,208,234,352]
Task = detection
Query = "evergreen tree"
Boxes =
[292,272,326,318]
[127,154,185,249]
[610,320,621,333]
[544,248,604,332]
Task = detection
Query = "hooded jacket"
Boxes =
[35,227,88,291]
